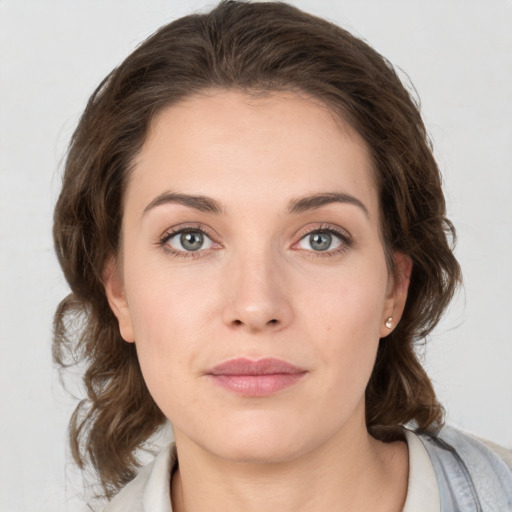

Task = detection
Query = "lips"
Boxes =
[206,357,307,397]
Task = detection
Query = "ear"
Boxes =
[103,257,135,343]
[379,251,412,338]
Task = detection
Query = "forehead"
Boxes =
[128,90,378,218]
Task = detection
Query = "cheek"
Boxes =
[301,262,389,341]
[125,280,201,421]
[125,253,217,334]
[301,263,389,381]
[122,258,221,387]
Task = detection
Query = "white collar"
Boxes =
[402,428,440,512]
[106,429,440,512]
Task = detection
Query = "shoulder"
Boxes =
[103,443,176,512]
[416,425,512,510]
[420,424,512,474]
[475,435,512,469]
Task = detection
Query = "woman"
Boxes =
[52,1,512,510]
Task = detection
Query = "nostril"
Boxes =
[231,318,279,327]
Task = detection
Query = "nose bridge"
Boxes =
[222,241,292,331]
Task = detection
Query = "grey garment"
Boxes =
[418,426,512,511]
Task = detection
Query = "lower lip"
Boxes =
[208,373,306,397]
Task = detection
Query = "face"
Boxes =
[105,90,410,463]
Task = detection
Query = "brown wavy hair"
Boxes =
[53,0,461,499]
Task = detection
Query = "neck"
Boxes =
[171,422,408,512]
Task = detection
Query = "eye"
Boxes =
[165,229,214,252]
[297,229,345,252]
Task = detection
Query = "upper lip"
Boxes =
[208,357,306,376]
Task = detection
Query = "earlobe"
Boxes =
[103,257,135,343]
[380,252,412,338]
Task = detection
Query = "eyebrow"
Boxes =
[143,192,223,216]
[288,192,369,218]
[142,191,368,218]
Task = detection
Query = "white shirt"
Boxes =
[402,429,440,512]
[105,430,440,511]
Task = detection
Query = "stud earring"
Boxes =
[385,317,393,329]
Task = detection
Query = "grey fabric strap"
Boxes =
[418,426,512,511]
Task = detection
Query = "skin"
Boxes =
[105,90,412,511]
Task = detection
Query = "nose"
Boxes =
[222,248,294,333]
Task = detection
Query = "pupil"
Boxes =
[181,231,203,251]
[310,232,331,251]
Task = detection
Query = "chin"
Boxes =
[197,411,323,464]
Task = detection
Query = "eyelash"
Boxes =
[293,224,353,257]
[157,224,220,259]
[157,223,352,259]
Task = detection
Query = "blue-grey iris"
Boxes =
[180,231,204,251]
[310,232,331,251]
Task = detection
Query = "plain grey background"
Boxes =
[1,1,511,510]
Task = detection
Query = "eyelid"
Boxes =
[156,222,352,257]
[292,223,353,254]
[157,223,222,256]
